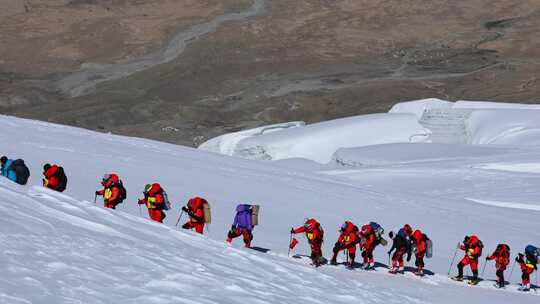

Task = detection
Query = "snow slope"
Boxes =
[1,114,540,303]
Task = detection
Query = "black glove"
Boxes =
[485,257,489,260]
[231,225,236,231]
[387,251,391,255]
[95,191,100,195]
[290,228,295,234]
[182,206,188,212]
[516,256,521,262]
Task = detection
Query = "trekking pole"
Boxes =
[509,259,516,282]
[481,260,488,278]
[138,204,142,216]
[345,249,349,264]
[388,253,391,269]
[447,242,459,275]
[94,194,97,204]
[287,232,293,257]
[175,210,184,227]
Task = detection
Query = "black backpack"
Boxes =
[56,166,67,192]
[116,181,127,203]
[10,159,30,185]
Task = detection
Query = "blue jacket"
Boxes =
[1,159,18,182]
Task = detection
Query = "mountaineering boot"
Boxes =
[451,276,464,282]
[518,284,531,292]
[468,270,479,285]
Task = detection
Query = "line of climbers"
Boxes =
[1,158,539,292]
[289,218,539,291]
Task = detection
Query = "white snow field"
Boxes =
[1,99,540,303]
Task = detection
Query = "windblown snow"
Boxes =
[2,98,540,303]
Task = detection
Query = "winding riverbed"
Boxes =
[57,0,266,98]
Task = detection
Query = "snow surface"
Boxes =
[455,101,540,110]
[467,110,540,145]
[1,112,540,303]
[331,143,516,167]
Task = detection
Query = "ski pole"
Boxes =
[94,194,97,204]
[509,259,516,282]
[447,242,459,275]
[388,253,391,269]
[345,249,349,264]
[175,210,184,227]
[138,204,142,216]
[287,231,293,257]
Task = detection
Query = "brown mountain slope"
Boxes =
[1,0,539,146]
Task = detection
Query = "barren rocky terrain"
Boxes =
[1,0,539,146]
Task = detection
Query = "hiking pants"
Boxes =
[415,250,426,269]
[148,208,165,223]
[392,247,407,268]
[362,248,375,264]
[228,227,253,247]
[458,256,479,278]
[182,221,204,234]
[520,263,535,285]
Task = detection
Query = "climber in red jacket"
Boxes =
[182,197,207,234]
[330,221,359,268]
[486,244,510,288]
[138,183,166,223]
[291,218,325,266]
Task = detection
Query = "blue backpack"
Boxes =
[369,222,387,246]
[525,245,540,259]
[161,191,171,210]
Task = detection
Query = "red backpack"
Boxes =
[497,244,510,265]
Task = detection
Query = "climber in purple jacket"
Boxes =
[226,204,254,248]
